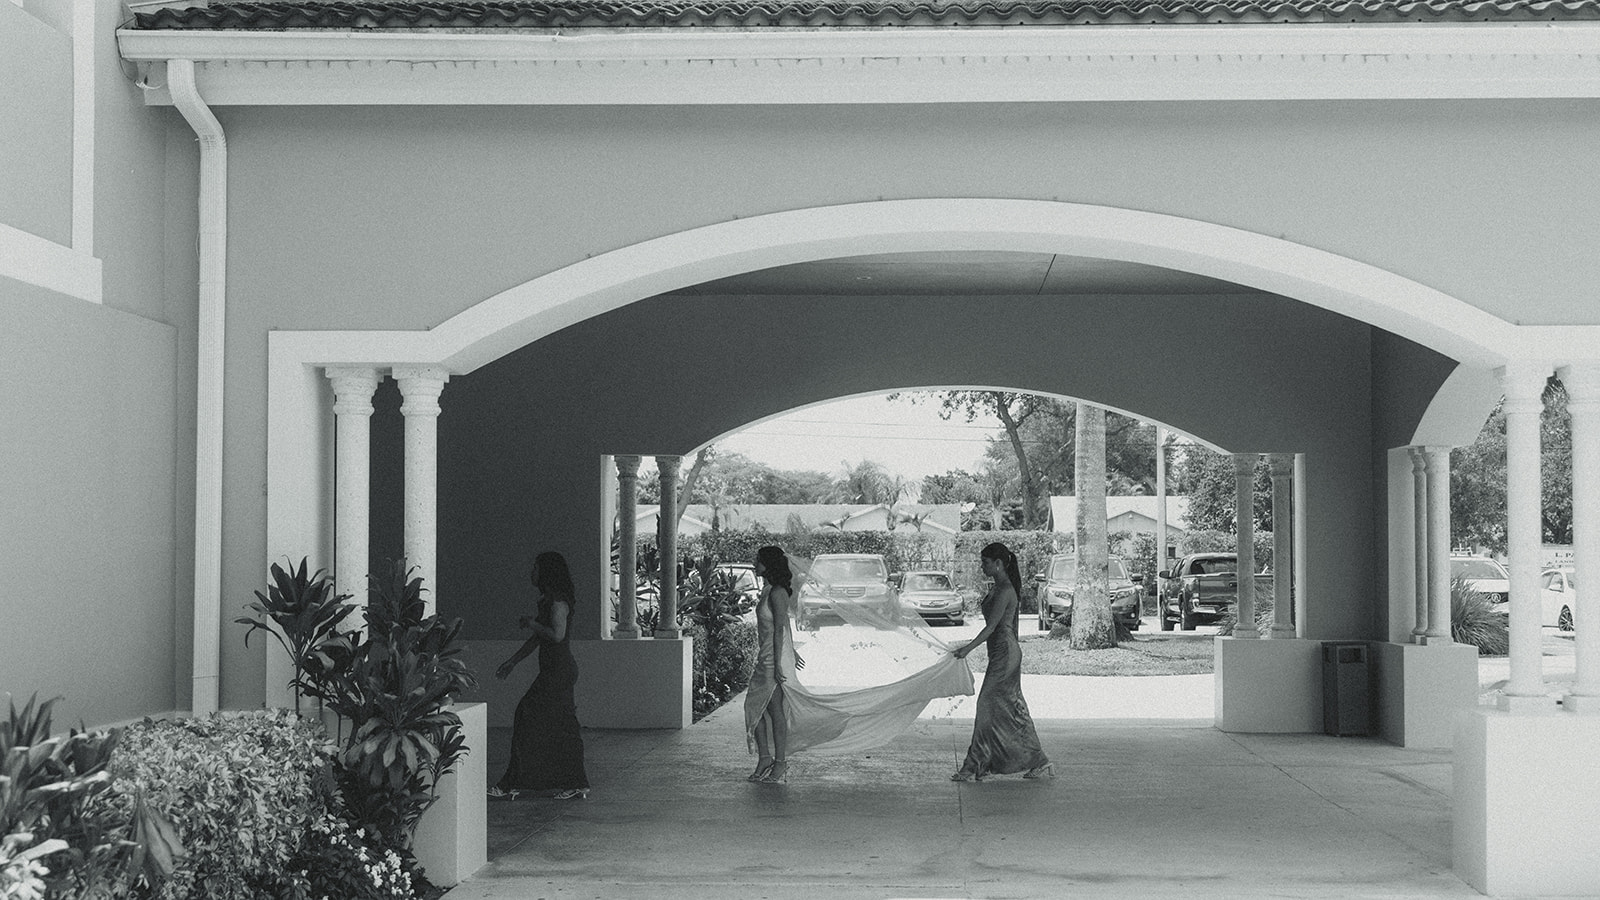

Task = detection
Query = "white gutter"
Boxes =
[167,59,226,717]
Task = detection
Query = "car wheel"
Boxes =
[1179,602,1197,631]
[1159,607,1175,631]
[1560,606,1575,632]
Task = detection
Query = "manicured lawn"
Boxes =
[967,633,1216,676]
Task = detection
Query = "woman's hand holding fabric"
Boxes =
[496,659,517,680]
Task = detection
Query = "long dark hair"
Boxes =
[533,550,575,602]
[756,546,793,593]
[981,541,1022,604]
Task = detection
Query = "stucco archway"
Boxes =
[417,198,1518,375]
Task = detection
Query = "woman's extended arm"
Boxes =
[497,632,540,679]
[952,586,1009,658]
[498,598,572,679]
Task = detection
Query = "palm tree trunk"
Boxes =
[1070,402,1117,649]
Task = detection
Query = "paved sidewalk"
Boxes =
[455,684,1501,900]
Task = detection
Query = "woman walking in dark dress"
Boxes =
[490,551,590,800]
[949,542,1052,781]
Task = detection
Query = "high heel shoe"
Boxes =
[759,760,789,783]
[950,769,980,782]
[551,788,589,800]
[1024,763,1055,780]
[747,759,774,782]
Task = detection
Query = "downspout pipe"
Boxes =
[167,59,226,717]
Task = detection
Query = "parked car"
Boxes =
[891,570,965,625]
[1158,552,1273,631]
[1452,554,1510,611]
[797,553,898,627]
[1034,553,1142,632]
[1540,566,1577,631]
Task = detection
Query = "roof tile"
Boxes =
[131,0,1600,30]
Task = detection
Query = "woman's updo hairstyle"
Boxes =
[980,542,1023,598]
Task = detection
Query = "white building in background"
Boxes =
[1047,495,1192,548]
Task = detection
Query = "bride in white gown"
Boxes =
[743,546,974,783]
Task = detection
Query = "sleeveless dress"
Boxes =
[496,591,590,794]
[958,586,1049,777]
[744,584,974,756]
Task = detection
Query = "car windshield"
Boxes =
[813,558,887,581]
[1453,559,1508,580]
[903,573,951,591]
[1047,557,1129,581]
[1195,558,1238,575]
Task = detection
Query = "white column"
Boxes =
[655,455,682,639]
[1558,364,1600,714]
[327,367,381,619]
[394,366,449,617]
[1267,453,1296,639]
[1233,453,1259,639]
[1422,446,1454,644]
[1409,447,1430,643]
[1498,363,1551,710]
[614,455,642,640]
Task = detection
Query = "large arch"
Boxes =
[423,198,1519,375]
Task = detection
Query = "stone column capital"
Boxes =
[394,366,450,417]
[1233,452,1258,475]
[615,455,641,478]
[326,366,381,415]
[657,455,683,476]
[1498,362,1553,414]
[1268,453,1295,479]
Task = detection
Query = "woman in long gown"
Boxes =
[743,546,975,783]
[949,542,1052,781]
[744,545,798,783]
[490,551,591,800]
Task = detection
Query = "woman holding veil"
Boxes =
[948,541,1052,781]
[744,545,973,783]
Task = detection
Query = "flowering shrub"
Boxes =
[94,709,337,900]
[280,812,413,900]
[0,833,66,900]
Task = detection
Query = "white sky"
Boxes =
[712,392,1002,481]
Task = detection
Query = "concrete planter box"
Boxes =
[313,701,487,888]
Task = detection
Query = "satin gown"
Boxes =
[745,584,973,756]
[496,592,590,794]
[958,587,1049,777]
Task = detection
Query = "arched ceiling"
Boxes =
[668,251,1255,296]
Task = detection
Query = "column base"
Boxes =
[1562,692,1600,714]
[653,628,682,640]
[456,638,693,729]
[1417,633,1453,646]
[1215,637,1321,732]
[1454,708,1600,896]
[1267,625,1296,639]
[612,627,640,640]
[1373,641,1477,748]
[413,702,487,888]
[1496,692,1557,713]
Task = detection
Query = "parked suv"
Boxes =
[797,553,899,627]
[1034,553,1142,631]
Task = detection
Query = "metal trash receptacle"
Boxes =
[1321,641,1371,736]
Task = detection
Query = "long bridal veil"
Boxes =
[775,553,974,755]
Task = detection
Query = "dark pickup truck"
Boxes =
[1158,552,1273,631]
